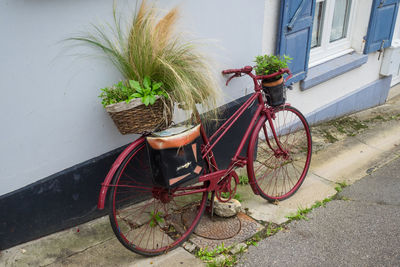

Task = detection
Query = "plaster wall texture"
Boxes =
[0,0,264,196]
[0,0,387,196]
[262,0,280,55]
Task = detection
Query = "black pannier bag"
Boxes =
[146,124,204,188]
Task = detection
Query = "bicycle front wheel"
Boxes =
[108,139,208,256]
[247,105,312,202]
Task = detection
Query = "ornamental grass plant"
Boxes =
[70,0,222,122]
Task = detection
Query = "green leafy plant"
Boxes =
[220,192,230,199]
[233,193,242,203]
[335,181,348,193]
[70,0,221,119]
[238,175,249,185]
[196,247,215,261]
[236,245,247,254]
[254,54,292,78]
[220,192,242,202]
[286,197,333,221]
[334,185,343,193]
[246,240,259,247]
[99,76,168,107]
[195,243,238,267]
[266,223,283,237]
[149,211,164,228]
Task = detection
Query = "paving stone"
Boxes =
[240,173,336,224]
[182,242,197,253]
[277,173,337,210]
[311,119,400,185]
[130,247,205,267]
[230,243,247,254]
[214,254,227,266]
[214,198,241,217]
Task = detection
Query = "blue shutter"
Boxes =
[276,0,316,84]
[364,0,400,54]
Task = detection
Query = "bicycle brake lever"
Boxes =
[226,73,241,86]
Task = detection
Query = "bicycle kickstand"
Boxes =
[208,191,216,221]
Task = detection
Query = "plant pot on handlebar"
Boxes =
[262,77,286,107]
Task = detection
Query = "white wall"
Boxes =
[389,1,400,85]
[0,0,265,196]
[262,0,280,55]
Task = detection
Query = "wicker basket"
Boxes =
[105,96,172,135]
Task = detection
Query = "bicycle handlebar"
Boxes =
[258,68,291,80]
[222,66,253,75]
[221,66,292,86]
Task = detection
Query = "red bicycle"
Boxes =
[97,66,312,256]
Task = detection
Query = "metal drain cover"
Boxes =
[182,211,241,240]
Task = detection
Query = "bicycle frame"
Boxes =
[97,67,290,209]
[172,70,290,197]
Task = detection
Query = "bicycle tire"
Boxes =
[108,139,208,256]
[247,105,312,202]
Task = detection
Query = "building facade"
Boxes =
[1,0,399,249]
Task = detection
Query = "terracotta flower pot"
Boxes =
[262,76,283,87]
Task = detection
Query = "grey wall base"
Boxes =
[306,75,392,125]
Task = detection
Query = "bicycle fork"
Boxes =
[264,108,289,159]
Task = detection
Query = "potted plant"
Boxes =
[70,1,221,134]
[254,54,292,106]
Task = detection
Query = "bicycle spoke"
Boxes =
[109,141,207,256]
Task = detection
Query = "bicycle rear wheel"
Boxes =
[247,105,312,202]
[108,139,208,256]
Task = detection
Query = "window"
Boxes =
[277,0,399,87]
[311,1,326,48]
[309,0,356,67]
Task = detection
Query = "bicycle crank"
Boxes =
[215,170,239,202]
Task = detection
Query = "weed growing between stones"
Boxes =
[238,175,249,185]
[233,193,243,202]
[194,223,286,266]
[313,117,369,145]
[285,198,333,221]
[334,181,348,193]
[195,243,239,267]
[321,129,339,143]
[333,181,351,201]
[285,181,349,221]
[220,192,243,202]
[362,113,400,123]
